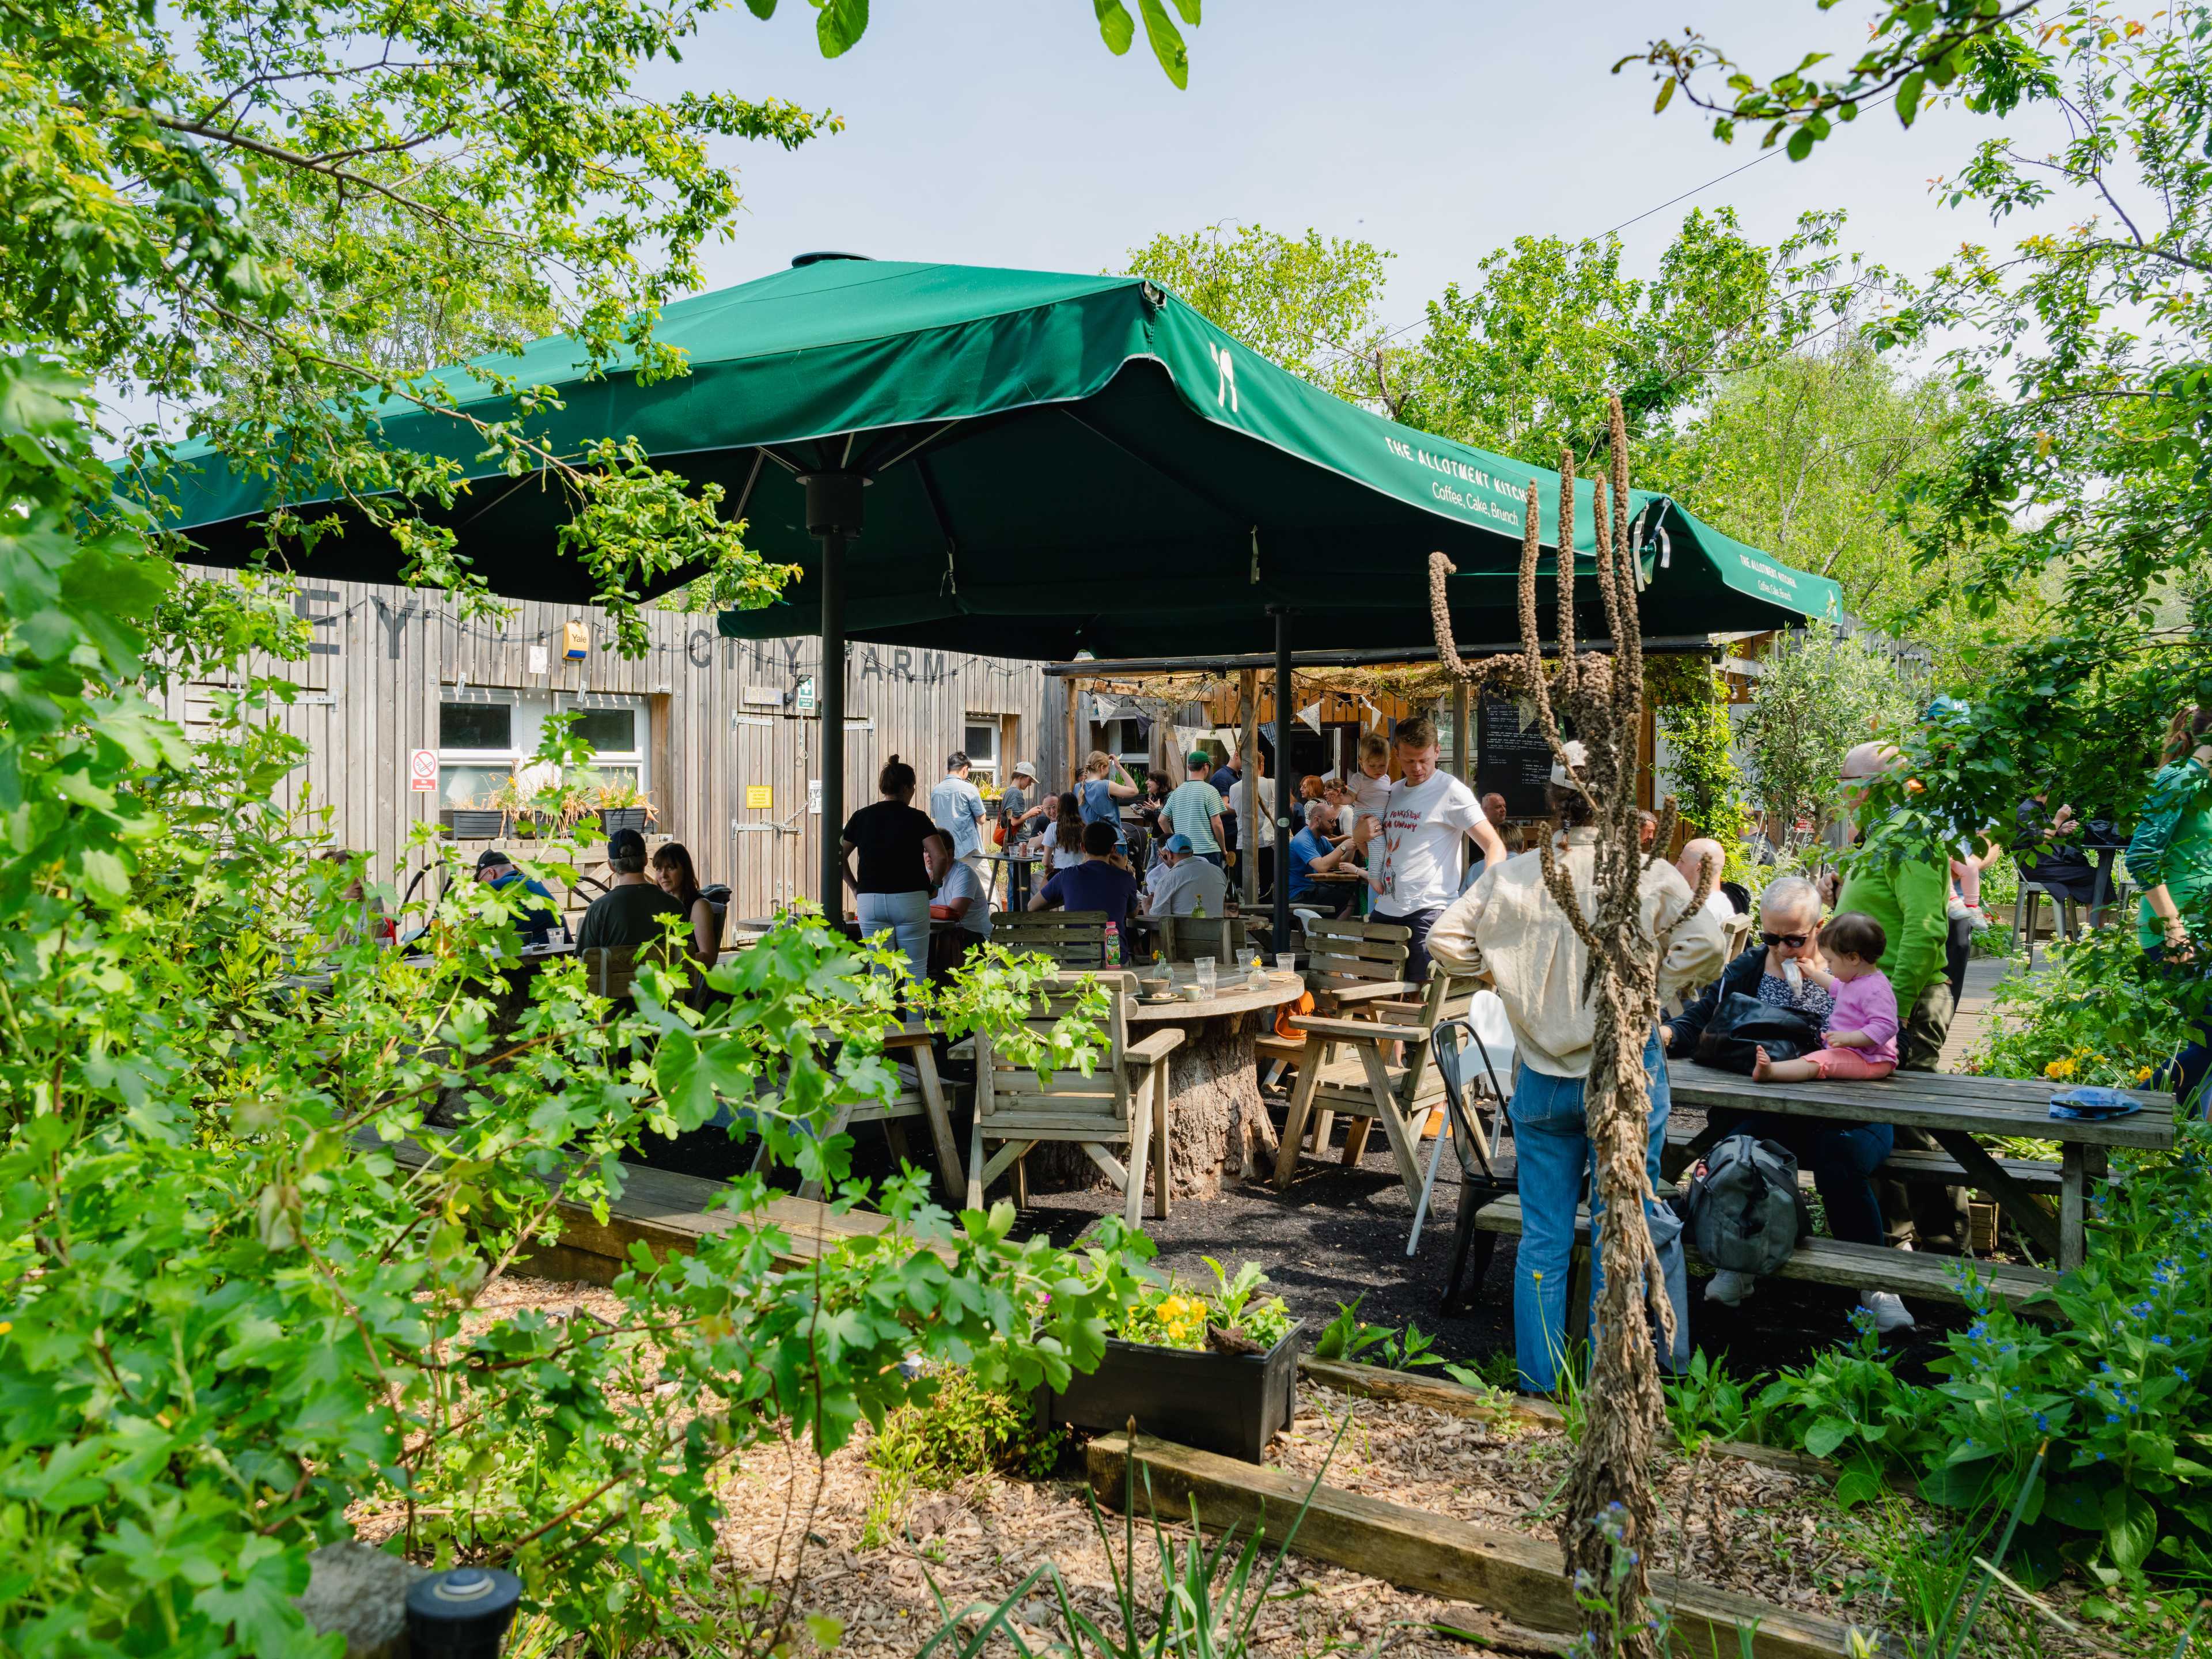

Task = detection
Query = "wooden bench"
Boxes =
[1468,1192,2058,1312]
[1658,1123,2065,1195]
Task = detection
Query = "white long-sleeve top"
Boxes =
[1425,826,1725,1079]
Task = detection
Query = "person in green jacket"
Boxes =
[1834,744,1957,1068]
[2127,704,2212,1108]
[1833,741,1968,1250]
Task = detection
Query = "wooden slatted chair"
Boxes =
[1155,913,1247,963]
[991,910,1110,969]
[581,941,695,1002]
[970,971,1184,1231]
[1271,965,1487,1195]
[1253,918,1412,1160]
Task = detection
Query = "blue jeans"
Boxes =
[1721,1113,1893,1247]
[854,888,931,985]
[1508,1028,1671,1395]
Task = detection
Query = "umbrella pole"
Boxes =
[818,527,846,915]
[1271,605,1293,952]
[801,469,865,919]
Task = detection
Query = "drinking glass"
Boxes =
[1194,956,1217,999]
[1276,952,1298,975]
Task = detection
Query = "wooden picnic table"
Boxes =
[1293,867,1370,920]
[1665,1059,2174,1272]
[1124,967,1306,1197]
[802,1018,964,1204]
[275,938,574,996]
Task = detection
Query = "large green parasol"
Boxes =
[152,254,1840,922]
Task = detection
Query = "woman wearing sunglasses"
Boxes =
[1662,873,1922,1334]
[1661,876,1828,1055]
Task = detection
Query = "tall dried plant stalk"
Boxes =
[1426,395,1713,1657]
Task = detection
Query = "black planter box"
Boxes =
[597,807,649,836]
[1040,1320,1301,1464]
[444,809,503,840]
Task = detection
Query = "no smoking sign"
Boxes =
[408,749,438,793]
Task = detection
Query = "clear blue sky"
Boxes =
[664,1,2058,331]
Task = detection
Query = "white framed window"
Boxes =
[437,689,649,808]
[963,715,1001,787]
[1104,717,1150,766]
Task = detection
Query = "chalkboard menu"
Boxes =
[1476,696,1570,819]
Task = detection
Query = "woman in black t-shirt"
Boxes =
[840,755,939,984]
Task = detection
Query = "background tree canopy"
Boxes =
[1626,0,2212,850]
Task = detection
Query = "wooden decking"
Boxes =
[370,1130,944,1285]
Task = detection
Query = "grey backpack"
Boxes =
[1684,1134,1810,1277]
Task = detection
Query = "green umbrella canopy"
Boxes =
[150,256,1839,656]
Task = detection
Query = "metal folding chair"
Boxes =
[1409,988,1516,1270]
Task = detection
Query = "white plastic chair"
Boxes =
[1407,988,1516,1256]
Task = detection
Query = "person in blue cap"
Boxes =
[474,849,560,946]
[1142,834,1228,918]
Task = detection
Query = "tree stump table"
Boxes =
[1126,970,1305,1199]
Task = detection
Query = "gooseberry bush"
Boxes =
[0,362,1146,1653]
[1967,926,2205,1094]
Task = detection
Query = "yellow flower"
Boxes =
[2137,1066,2156,1085]
[2044,1058,2076,1080]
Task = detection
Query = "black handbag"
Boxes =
[1693,992,1824,1075]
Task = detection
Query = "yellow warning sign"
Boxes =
[745,784,772,810]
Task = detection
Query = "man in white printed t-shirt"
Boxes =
[1364,714,1507,983]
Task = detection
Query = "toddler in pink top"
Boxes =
[1753,912,1899,1083]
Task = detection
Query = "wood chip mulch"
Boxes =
[349,1278,2119,1657]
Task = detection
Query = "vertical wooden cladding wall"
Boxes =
[168,567,1065,921]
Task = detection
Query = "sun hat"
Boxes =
[1548,740,1588,786]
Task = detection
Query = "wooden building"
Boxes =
[164,568,1071,920]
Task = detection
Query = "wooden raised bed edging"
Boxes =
[1088,1433,1878,1659]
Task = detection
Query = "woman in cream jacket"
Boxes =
[1424,762,1724,1392]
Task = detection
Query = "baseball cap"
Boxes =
[1162,834,1195,853]
[474,849,512,872]
[607,827,647,862]
[1010,759,1037,781]
[1548,740,1588,786]
[1185,749,1212,768]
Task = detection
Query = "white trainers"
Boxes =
[1704,1270,1757,1306]
[1861,1289,1916,1333]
